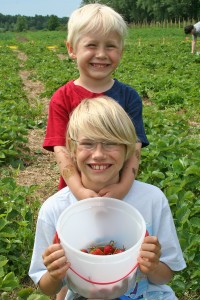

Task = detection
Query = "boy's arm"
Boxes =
[39,244,70,296]
[54,146,98,199]
[98,142,141,199]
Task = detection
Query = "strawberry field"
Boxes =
[0,27,199,299]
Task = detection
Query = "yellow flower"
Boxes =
[46,45,58,50]
[7,45,18,49]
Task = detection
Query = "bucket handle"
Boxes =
[69,262,138,285]
[53,230,148,285]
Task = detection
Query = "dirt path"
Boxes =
[16,50,59,200]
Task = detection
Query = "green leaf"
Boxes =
[0,266,5,278]
[190,217,200,229]
[151,170,165,179]
[176,206,191,224]
[185,165,200,176]
[17,287,35,299]
[0,219,7,231]
[0,256,8,268]
[1,272,19,291]
[182,191,195,201]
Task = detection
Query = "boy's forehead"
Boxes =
[79,31,121,42]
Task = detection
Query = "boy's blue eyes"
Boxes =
[86,44,116,48]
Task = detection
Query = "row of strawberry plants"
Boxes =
[19,39,75,97]
[0,47,30,167]
[138,106,200,294]
[0,45,44,167]
[0,43,46,298]
[117,33,200,116]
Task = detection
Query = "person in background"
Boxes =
[30,97,186,300]
[184,21,200,53]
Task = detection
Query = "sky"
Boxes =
[0,0,82,18]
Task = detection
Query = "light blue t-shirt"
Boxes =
[29,181,186,300]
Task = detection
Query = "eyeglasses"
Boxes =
[71,138,122,151]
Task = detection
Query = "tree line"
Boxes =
[0,0,199,32]
[0,14,68,32]
[81,0,200,23]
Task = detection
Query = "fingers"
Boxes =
[140,236,161,259]
[141,236,161,251]
[42,244,70,279]
[138,236,161,273]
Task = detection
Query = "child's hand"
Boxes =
[42,244,70,281]
[98,183,125,199]
[76,186,99,200]
[138,236,161,275]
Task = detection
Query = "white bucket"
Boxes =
[56,197,146,298]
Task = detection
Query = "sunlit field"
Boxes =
[0,27,199,299]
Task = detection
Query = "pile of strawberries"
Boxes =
[81,240,125,255]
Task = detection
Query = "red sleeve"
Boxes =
[43,81,101,152]
[43,85,72,151]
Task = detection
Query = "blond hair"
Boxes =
[67,3,127,50]
[67,96,136,161]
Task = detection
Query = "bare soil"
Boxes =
[16,50,59,200]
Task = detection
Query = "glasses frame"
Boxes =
[70,138,123,151]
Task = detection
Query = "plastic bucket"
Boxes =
[56,197,146,298]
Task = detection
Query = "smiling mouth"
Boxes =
[90,63,110,68]
[89,164,111,170]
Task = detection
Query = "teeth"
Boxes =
[92,64,107,68]
[91,165,108,170]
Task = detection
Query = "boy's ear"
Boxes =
[66,41,76,59]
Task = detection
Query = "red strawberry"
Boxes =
[114,248,125,254]
[104,242,115,255]
[81,249,88,253]
[90,248,104,255]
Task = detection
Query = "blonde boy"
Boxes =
[43,3,149,199]
[30,97,185,300]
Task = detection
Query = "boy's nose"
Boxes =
[92,143,106,157]
[96,47,107,58]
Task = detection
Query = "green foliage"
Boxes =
[138,108,200,293]
[81,0,200,21]
[0,177,39,277]
[0,175,40,297]
[0,46,44,167]
[0,28,199,298]
[0,14,68,32]
[47,15,60,31]
[16,16,28,32]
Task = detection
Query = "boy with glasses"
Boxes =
[30,96,186,300]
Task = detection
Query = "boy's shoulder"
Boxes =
[126,180,168,208]
[107,79,140,100]
[38,187,77,220]
[132,180,164,196]
[113,78,135,90]
[54,80,74,94]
